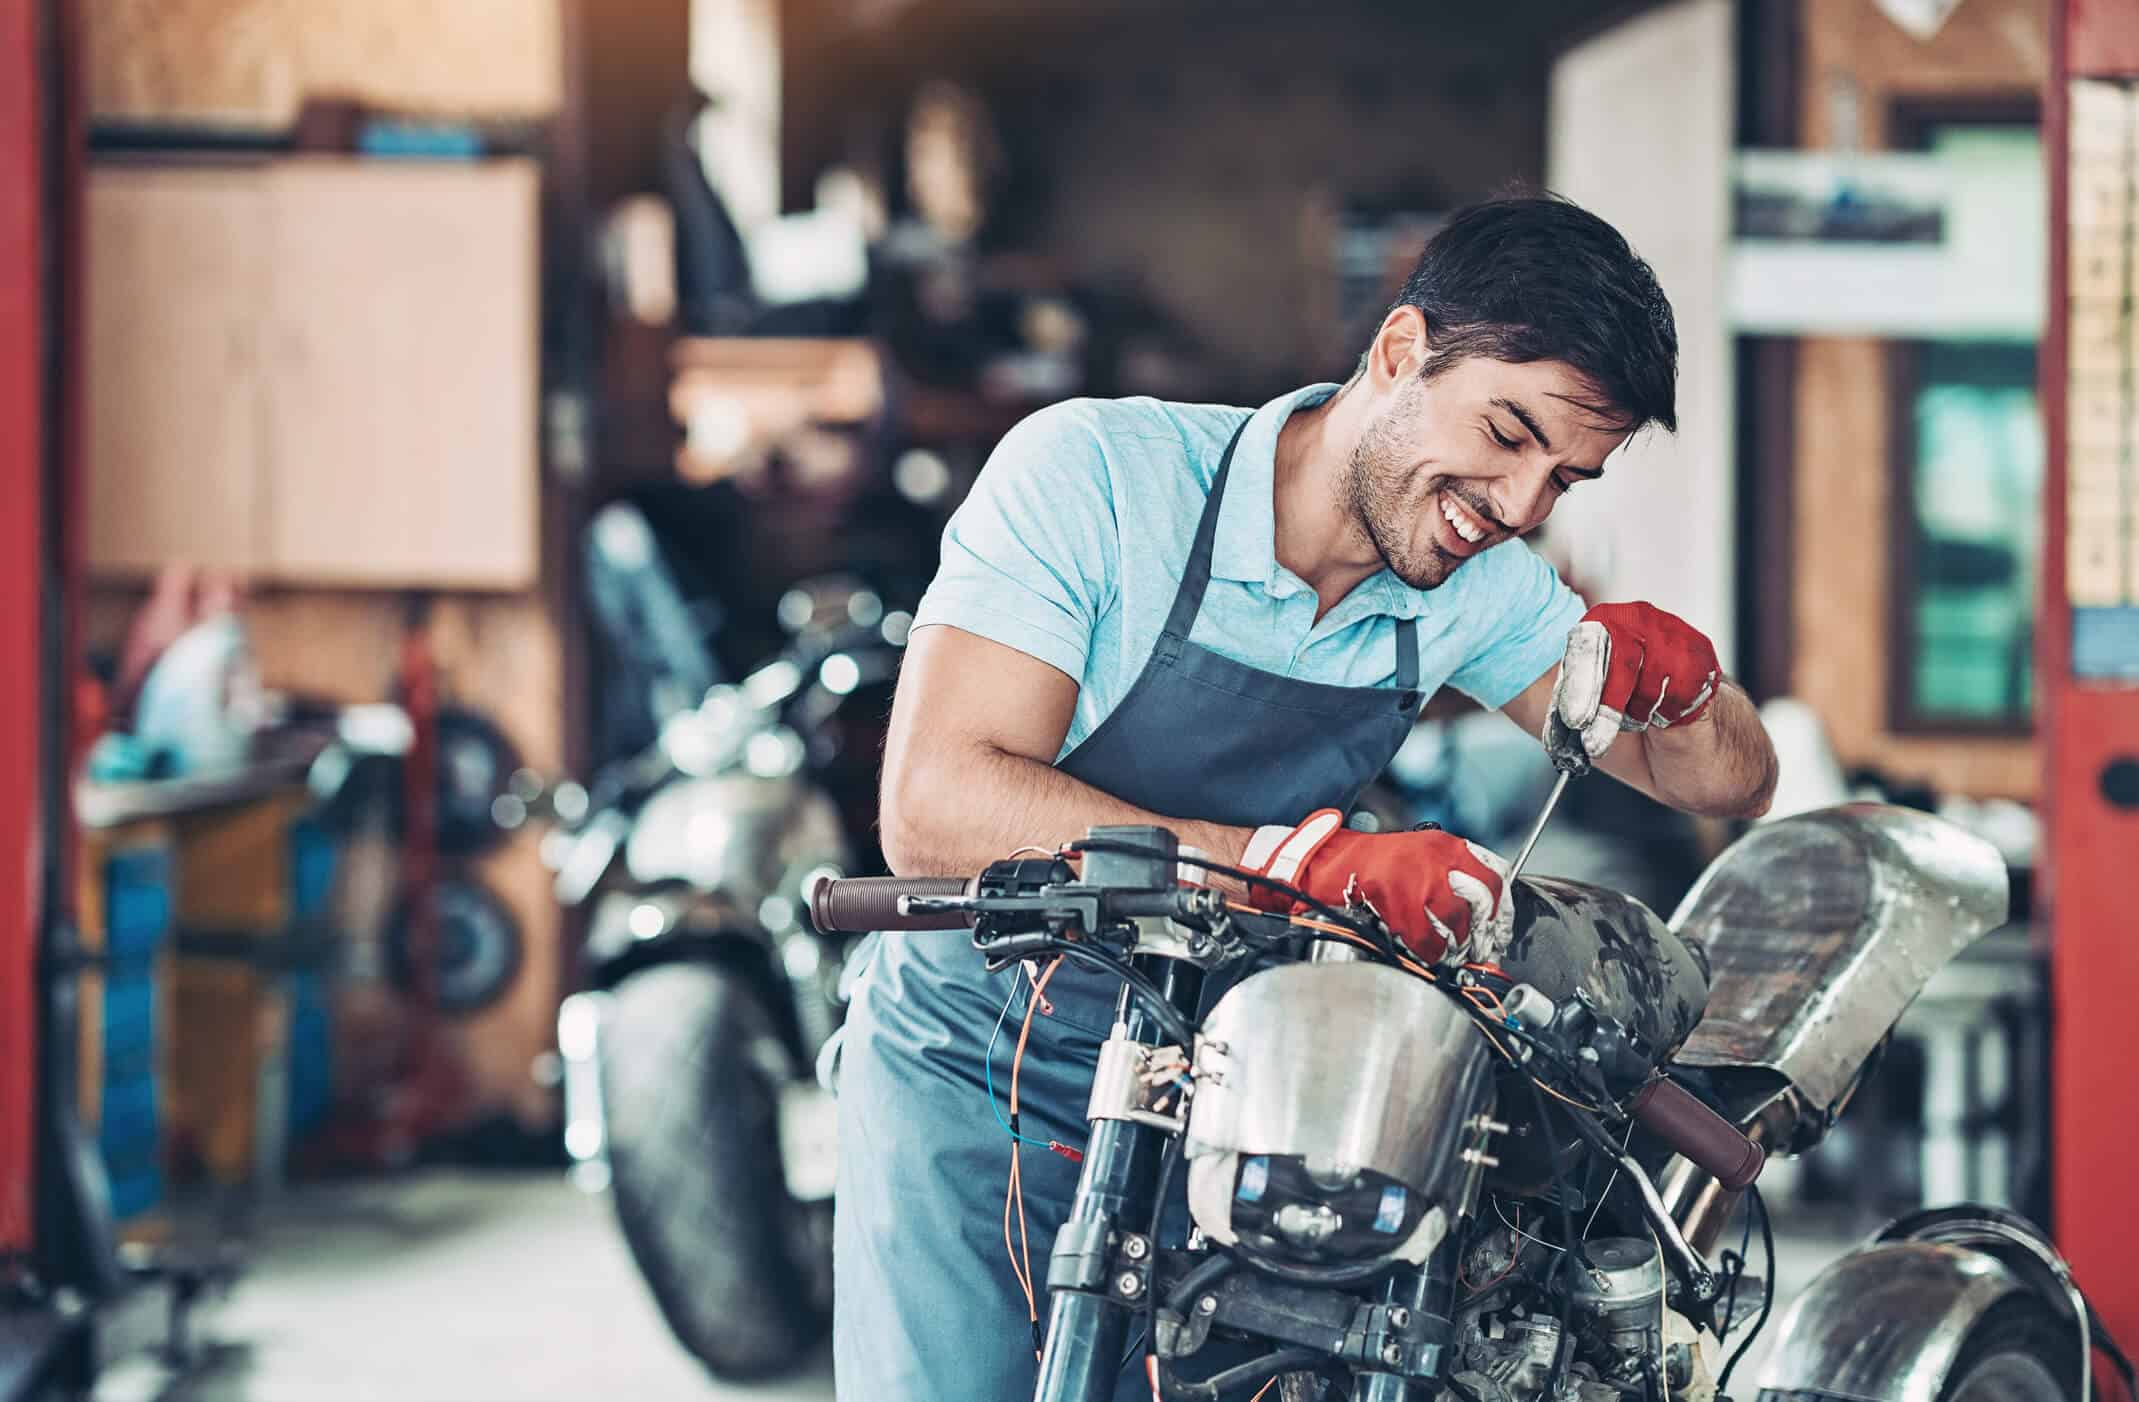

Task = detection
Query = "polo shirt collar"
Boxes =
[1207,382,1427,621]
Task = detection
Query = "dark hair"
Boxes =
[1372,193,1678,434]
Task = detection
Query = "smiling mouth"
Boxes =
[1437,491,1495,551]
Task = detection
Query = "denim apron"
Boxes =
[831,419,1424,1400]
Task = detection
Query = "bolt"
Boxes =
[1122,1234,1150,1262]
[1382,1342,1405,1366]
[1116,1270,1145,1299]
[1196,1294,1219,1316]
[1388,1307,1411,1330]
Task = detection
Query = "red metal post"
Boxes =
[2050,0,2139,1351]
[0,0,48,1255]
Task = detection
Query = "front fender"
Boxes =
[1756,1241,2028,1402]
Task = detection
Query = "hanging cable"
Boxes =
[1518,1074,1585,1402]
[1064,837,1384,945]
[1715,1184,1774,1394]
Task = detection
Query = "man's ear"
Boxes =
[1369,306,1432,385]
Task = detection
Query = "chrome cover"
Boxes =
[1878,1206,2093,1402]
[1669,804,2008,1113]
[1756,1241,2028,1402]
[1186,962,1492,1195]
[624,775,849,908]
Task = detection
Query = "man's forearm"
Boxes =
[1639,681,1777,819]
[881,740,1254,882]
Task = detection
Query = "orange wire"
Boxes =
[1222,900,1441,981]
[1004,956,1064,1355]
[1250,1380,1278,1402]
[1464,984,1510,1021]
[1003,1148,1030,1301]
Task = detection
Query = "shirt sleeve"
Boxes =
[1445,541,1588,710]
[911,401,1119,682]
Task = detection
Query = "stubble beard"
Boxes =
[1345,401,1455,592]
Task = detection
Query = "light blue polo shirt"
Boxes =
[913,383,1587,761]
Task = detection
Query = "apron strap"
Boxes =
[1162,415,1421,701]
[1159,419,1251,643]
[1394,615,1419,693]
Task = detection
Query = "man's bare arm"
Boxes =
[1501,670,1777,820]
[879,624,1256,878]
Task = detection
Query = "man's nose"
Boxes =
[1489,461,1556,533]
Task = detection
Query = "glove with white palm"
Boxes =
[1241,809,1513,964]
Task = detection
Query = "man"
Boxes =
[828,194,1778,1400]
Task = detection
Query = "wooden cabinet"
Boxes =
[85,159,540,589]
[86,167,269,575]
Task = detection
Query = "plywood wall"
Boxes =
[86,0,562,126]
[1789,0,2047,799]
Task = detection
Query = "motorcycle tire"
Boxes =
[1937,1298,2085,1402]
[600,962,829,1379]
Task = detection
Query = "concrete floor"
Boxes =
[90,1168,1857,1402]
[104,1170,832,1402]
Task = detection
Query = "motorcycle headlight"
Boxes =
[1185,963,1493,1266]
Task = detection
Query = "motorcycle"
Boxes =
[811,795,2130,1402]
[547,545,906,1380]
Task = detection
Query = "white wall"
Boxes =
[1546,0,1739,667]
[690,0,781,228]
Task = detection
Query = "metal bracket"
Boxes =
[1339,1301,1444,1378]
[1046,1217,1114,1293]
[1086,1035,1192,1132]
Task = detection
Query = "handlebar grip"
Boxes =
[1631,1077,1766,1190]
[810,876,976,933]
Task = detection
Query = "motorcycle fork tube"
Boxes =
[1034,956,1206,1402]
[1661,1101,1784,1255]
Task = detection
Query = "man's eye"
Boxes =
[1487,424,1518,450]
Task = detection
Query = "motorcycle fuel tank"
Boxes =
[1496,876,1712,1068]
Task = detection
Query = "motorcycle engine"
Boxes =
[1452,1235,1697,1402]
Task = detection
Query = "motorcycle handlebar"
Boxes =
[810,875,978,932]
[1631,1077,1765,1190]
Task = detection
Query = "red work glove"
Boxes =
[1240,809,1512,964]
[1550,602,1720,761]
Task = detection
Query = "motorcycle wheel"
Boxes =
[600,962,830,1379]
[1939,1299,2083,1402]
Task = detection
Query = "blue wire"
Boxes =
[985,979,1055,1149]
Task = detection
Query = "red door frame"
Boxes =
[2050,0,2139,1350]
[0,0,51,1257]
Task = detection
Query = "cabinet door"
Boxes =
[85,167,269,577]
[261,159,540,589]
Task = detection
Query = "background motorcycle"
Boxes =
[548,504,906,1379]
[814,801,2129,1402]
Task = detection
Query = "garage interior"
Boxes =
[3,0,2135,1399]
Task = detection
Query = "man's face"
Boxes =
[1345,355,1633,590]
